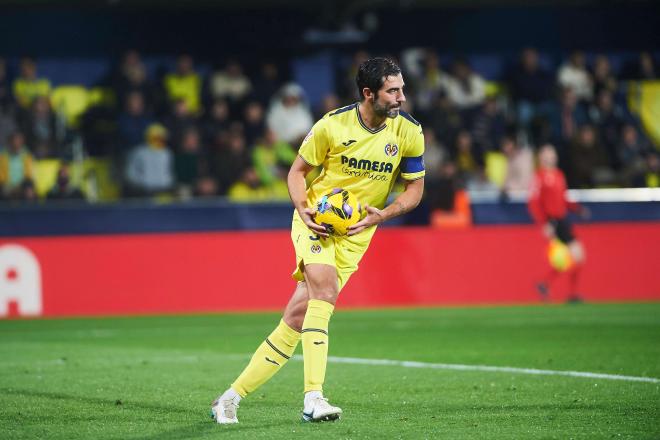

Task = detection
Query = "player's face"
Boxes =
[539,147,557,169]
[372,74,406,118]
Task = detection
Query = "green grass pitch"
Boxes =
[1,303,659,439]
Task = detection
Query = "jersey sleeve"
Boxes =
[297,117,330,167]
[400,125,425,181]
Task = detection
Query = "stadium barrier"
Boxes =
[1,222,658,318]
[2,188,660,237]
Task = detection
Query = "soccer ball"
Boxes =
[314,188,362,236]
[547,239,573,272]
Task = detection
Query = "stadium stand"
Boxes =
[0,48,657,207]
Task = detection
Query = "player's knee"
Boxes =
[283,314,304,332]
[283,302,307,332]
[309,289,338,304]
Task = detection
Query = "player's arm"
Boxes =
[287,156,329,237]
[565,194,590,219]
[347,177,424,236]
[527,174,556,238]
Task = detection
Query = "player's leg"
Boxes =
[298,236,367,422]
[300,263,342,422]
[211,283,306,424]
[569,239,585,264]
[536,219,560,300]
[282,281,311,331]
[290,213,344,421]
[567,239,586,303]
[536,268,558,301]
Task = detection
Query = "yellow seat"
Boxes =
[33,159,61,198]
[88,87,117,108]
[628,80,660,148]
[484,81,505,98]
[485,151,508,188]
[50,85,90,127]
[228,182,266,202]
[81,157,120,201]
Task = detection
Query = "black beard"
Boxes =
[373,98,399,119]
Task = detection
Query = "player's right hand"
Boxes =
[299,207,329,237]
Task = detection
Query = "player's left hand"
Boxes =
[347,204,384,236]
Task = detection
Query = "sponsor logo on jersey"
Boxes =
[311,244,322,254]
[342,139,357,147]
[340,155,394,173]
[384,143,399,157]
[340,155,394,181]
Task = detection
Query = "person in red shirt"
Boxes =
[528,144,589,303]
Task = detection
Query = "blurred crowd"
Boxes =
[0,48,658,203]
[398,48,659,201]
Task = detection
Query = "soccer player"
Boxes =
[528,144,588,303]
[211,57,425,423]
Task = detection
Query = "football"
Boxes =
[315,188,362,236]
[547,239,573,272]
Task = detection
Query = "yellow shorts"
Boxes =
[291,210,375,292]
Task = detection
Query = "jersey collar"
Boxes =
[356,102,387,134]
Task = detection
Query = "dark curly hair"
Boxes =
[356,57,401,100]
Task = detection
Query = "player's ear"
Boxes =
[362,87,372,100]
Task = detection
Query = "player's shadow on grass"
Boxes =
[0,388,191,414]
[1,387,293,438]
[126,420,293,440]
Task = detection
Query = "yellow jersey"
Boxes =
[298,102,425,211]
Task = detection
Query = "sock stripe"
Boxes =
[265,338,290,360]
[301,328,328,335]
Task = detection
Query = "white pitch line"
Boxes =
[291,355,660,384]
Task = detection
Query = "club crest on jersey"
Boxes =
[310,244,322,254]
[384,143,399,157]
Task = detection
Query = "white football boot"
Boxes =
[301,395,342,422]
[210,392,240,424]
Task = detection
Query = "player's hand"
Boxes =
[542,222,555,239]
[299,207,329,238]
[347,204,384,236]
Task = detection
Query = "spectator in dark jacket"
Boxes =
[18,96,58,158]
[117,91,154,151]
[569,124,612,188]
[508,48,555,129]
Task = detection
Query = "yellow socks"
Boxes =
[301,299,335,393]
[230,299,335,397]
[231,319,301,397]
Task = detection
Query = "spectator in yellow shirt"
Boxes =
[163,54,202,115]
[12,58,51,109]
